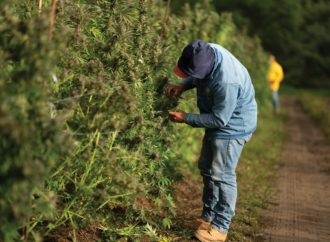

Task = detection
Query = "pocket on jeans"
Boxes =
[237,134,253,145]
[236,138,246,145]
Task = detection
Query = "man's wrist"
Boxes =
[184,113,191,123]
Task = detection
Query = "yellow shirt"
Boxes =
[267,60,284,91]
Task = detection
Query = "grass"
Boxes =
[282,85,330,142]
[298,92,330,143]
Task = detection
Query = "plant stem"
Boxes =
[163,0,172,24]
[38,0,43,15]
[161,0,172,36]
[49,0,57,39]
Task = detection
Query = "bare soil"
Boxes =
[172,177,202,241]
[258,96,330,242]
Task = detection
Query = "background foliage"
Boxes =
[1,0,271,241]
[173,0,330,88]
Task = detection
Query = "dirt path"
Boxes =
[259,96,330,242]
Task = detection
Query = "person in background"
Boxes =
[267,55,284,113]
[166,40,257,242]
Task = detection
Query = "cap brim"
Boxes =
[173,66,189,78]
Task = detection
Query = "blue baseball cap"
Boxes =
[176,40,215,79]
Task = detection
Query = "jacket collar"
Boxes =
[208,46,222,80]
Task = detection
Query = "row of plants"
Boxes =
[0,0,273,241]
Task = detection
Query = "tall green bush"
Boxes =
[0,0,270,240]
[0,2,69,241]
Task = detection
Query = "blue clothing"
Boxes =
[181,43,257,138]
[198,134,252,232]
[272,90,279,112]
[178,43,257,233]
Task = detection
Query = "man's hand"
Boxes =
[166,84,185,97]
[169,111,185,123]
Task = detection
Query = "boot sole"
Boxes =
[194,232,224,242]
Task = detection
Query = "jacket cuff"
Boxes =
[184,113,196,126]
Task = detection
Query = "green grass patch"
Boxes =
[282,84,330,97]
[282,85,330,142]
[298,92,330,142]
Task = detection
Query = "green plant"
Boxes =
[0,2,69,241]
[0,0,274,241]
[299,92,330,141]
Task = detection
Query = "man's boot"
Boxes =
[194,226,227,242]
[196,218,211,230]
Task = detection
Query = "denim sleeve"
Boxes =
[184,83,239,128]
[180,77,195,90]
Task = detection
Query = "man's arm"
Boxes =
[184,83,239,128]
[180,76,195,91]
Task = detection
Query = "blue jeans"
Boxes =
[272,91,279,112]
[198,134,251,232]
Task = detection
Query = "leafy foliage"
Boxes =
[0,2,69,241]
[0,0,270,241]
[294,0,330,87]
[175,0,330,88]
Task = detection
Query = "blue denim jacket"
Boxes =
[182,43,258,138]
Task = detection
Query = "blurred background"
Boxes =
[173,0,330,88]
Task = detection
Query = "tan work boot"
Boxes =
[194,226,227,242]
[196,218,211,230]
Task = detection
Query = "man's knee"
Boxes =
[211,172,236,185]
